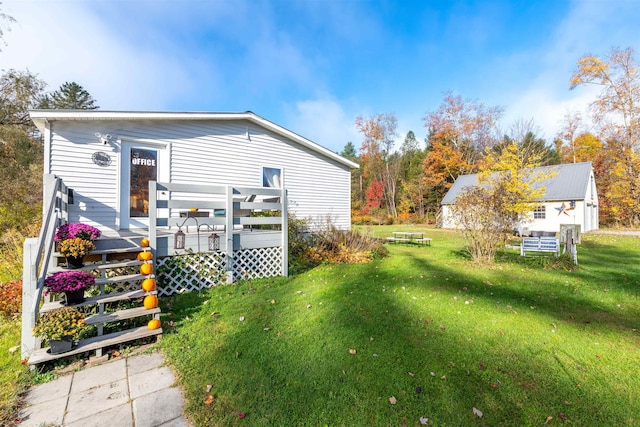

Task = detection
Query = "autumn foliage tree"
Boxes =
[422,93,503,220]
[570,47,640,226]
[355,113,399,218]
[450,140,553,263]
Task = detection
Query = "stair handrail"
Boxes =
[29,175,68,321]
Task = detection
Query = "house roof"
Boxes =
[441,162,594,205]
[28,110,359,169]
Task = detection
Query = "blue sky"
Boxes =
[3,0,640,153]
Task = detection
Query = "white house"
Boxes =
[441,162,599,234]
[29,110,358,233]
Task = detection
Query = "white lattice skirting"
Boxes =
[156,247,283,296]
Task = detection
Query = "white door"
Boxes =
[119,141,169,230]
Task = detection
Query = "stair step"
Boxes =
[48,259,145,274]
[54,246,145,257]
[27,326,163,365]
[96,273,147,286]
[41,289,154,313]
[86,306,161,326]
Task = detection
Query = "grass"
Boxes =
[159,226,640,426]
[0,317,30,425]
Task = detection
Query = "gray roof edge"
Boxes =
[441,162,594,204]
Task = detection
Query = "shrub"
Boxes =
[308,225,387,264]
[0,280,21,318]
[290,216,387,267]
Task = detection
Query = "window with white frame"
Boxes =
[262,167,282,188]
[533,205,546,219]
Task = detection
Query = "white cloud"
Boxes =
[283,97,360,153]
[1,1,198,110]
[499,0,640,142]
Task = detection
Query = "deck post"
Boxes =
[281,188,288,277]
[148,180,157,265]
[21,238,40,359]
[225,186,234,284]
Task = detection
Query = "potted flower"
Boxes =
[55,222,102,241]
[44,270,95,304]
[55,223,101,268]
[33,307,86,354]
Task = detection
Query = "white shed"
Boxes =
[29,110,358,233]
[441,162,599,234]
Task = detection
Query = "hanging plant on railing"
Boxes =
[44,270,96,305]
[55,222,101,268]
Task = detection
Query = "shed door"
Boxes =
[119,142,169,229]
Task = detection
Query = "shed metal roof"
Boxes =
[441,162,593,204]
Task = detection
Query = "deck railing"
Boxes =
[21,175,69,358]
[148,181,288,284]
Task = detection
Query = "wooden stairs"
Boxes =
[28,239,162,365]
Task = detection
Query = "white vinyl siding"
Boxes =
[47,119,352,231]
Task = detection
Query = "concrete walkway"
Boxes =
[18,351,191,427]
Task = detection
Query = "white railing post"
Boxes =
[281,188,288,277]
[21,238,40,359]
[225,186,234,284]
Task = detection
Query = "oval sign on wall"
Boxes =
[92,151,112,167]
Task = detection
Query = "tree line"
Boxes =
[0,67,98,281]
[345,47,640,229]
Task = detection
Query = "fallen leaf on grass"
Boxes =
[558,412,567,421]
[270,299,275,304]
[238,412,245,419]
[408,372,415,377]
[239,316,245,322]
[206,385,212,393]
[389,396,397,404]
[545,415,553,424]
[563,401,572,406]
[472,407,483,418]
[349,349,357,355]
[419,416,429,424]
[204,394,214,405]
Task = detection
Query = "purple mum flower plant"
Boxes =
[44,270,96,295]
[55,222,102,241]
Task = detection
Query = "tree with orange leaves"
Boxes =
[355,113,399,218]
[422,92,503,215]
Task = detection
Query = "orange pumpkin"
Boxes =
[143,295,158,309]
[139,251,153,261]
[136,252,144,261]
[142,278,156,292]
[140,263,153,275]
[141,238,150,248]
[148,319,161,330]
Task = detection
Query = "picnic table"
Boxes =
[385,231,432,246]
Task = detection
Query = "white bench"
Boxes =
[520,237,559,257]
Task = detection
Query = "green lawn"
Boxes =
[0,317,29,425]
[159,227,640,426]
[149,227,637,425]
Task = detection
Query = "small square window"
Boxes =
[533,206,546,219]
[262,167,282,188]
